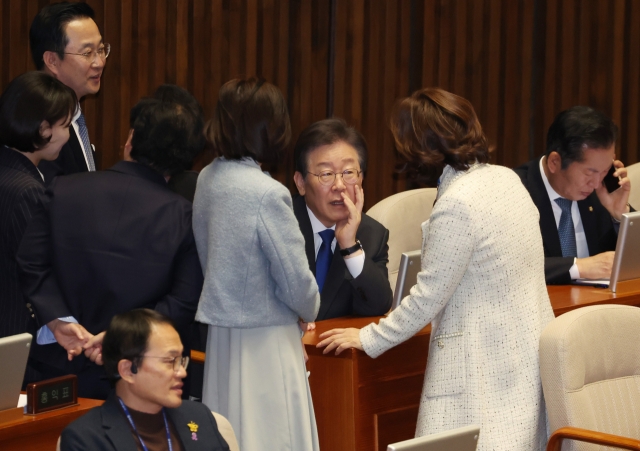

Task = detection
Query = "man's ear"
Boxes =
[546,151,563,174]
[39,120,52,143]
[118,359,136,383]
[123,129,134,161]
[293,171,306,196]
[42,51,61,76]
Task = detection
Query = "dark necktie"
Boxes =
[555,197,577,258]
[76,111,96,171]
[316,229,335,292]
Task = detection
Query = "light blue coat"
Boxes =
[192,157,320,327]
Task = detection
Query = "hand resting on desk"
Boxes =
[317,327,363,355]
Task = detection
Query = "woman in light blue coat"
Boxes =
[193,78,320,451]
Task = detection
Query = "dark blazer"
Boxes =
[38,128,95,184]
[0,147,44,339]
[60,392,230,451]
[513,159,618,284]
[18,161,203,394]
[293,195,392,320]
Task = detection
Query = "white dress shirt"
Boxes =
[539,157,588,279]
[306,206,364,278]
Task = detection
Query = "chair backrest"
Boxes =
[539,304,640,451]
[212,411,239,451]
[626,162,640,210]
[367,188,437,293]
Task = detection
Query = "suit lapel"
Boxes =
[68,128,89,172]
[293,196,317,274]
[102,394,139,451]
[528,161,564,256]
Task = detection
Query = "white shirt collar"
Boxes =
[306,205,336,234]
[539,156,565,201]
[72,103,82,123]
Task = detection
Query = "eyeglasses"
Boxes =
[307,169,362,186]
[140,355,190,373]
[65,43,111,62]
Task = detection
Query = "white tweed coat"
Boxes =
[360,164,555,451]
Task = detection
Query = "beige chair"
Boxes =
[366,188,437,293]
[539,304,640,451]
[56,411,239,451]
[626,162,640,210]
[213,411,240,451]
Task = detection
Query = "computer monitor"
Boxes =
[392,250,421,310]
[0,333,32,411]
[610,211,640,292]
[387,425,480,451]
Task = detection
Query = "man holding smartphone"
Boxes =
[514,106,631,284]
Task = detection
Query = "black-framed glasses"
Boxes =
[307,169,362,186]
[140,355,189,373]
[65,43,111,62]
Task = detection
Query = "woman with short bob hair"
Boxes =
[0,71,76,340]
[193,77,320,451]
[319,87,554,451]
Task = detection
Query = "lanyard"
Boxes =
[118,397,173,451]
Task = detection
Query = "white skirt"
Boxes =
[202,323,319,451]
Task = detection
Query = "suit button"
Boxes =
[437,340,444,349]
[26,303,31,308]
[31,314,35,318]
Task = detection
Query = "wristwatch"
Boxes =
[340,240,362,256]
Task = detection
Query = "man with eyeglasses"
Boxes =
[60,309,230,451]
[292,118,392,321]
[29,2,109,182]
[18,97,204,399]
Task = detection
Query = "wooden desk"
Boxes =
[0,398,103,451]
[304,282,640,451]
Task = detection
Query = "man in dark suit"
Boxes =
[18,98,205,398]
[60,309,230,451]
[30,2,108,181]
[514,106,631,284]
[292,118,392,321]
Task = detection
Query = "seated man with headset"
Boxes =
[60,309,230,451]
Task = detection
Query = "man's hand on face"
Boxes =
[47,319,93,361]
[596,159,631,221]
[334,184,364,255]
[576,251,615,280]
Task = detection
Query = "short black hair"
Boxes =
[545,106,618,169]
[207,77,291,166]
[129,97,205,176]
[102,309,175,385]
[294,118,368,175]
[153,84,204,121]
[29,2,96,71]
[0,71,77,152]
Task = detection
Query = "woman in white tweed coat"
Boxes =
[318,88,555,451]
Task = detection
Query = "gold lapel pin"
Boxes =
[589,206,593,212]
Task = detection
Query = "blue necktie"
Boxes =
[76,111,96,171]
[316,229,335,293]
[555,198,577,258]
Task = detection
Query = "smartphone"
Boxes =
[603,164,620,193]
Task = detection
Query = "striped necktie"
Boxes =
[76,111,96,171]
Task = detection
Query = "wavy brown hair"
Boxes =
[390,87,490,184]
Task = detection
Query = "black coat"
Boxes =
[18,161,203,393]
[292,195,392,320]
[513,159,618,284]
[0,147,44,338]
[61,392,230,451]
